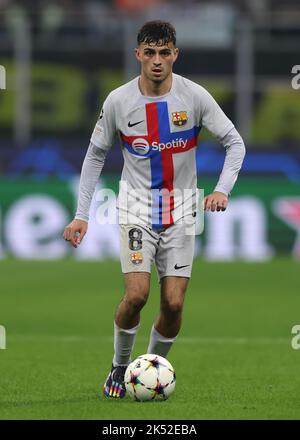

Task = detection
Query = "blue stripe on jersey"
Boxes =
[150,103,165,228]
[162,125,201,143]
[150,102,174,229]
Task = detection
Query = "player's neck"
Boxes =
[138,74,172,97]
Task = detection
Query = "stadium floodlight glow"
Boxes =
[0,65,6,90]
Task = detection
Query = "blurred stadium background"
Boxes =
[1,0,300,420]
[0,0,300,260]
[1,0,300,260]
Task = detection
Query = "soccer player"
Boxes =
[63,21,245,399]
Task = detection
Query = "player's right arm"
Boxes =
[63,93,116,248]
[63,143,107,247]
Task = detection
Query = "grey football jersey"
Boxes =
[90,73,235,229]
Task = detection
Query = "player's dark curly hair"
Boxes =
[137,21,176,46]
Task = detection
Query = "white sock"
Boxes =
[146,325,177,358]
[112,321,140,367]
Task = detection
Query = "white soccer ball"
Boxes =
[125,354,176,401]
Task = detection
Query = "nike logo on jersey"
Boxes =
[128,120,144,127]
[174,264,190,270]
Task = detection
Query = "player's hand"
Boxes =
[63,219,88,248]
[204,191,228,212]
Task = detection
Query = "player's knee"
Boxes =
[125,295,148,312]
[161,297,184,316]
[124,288,149,312]
[161,285,186,316]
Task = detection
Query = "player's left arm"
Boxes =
[204,127,246,211]
[199,87,246,212]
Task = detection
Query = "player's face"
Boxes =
[135,42,179,84]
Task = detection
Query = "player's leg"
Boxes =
[113,272,150,365]
[103,272,150,399]
[147,220,195,358]
[147,276,189,357]
[103,224,158,398]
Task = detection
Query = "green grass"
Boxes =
[0,258,300,420]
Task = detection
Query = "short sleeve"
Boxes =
[90,92,116,151]
[199,87,234,140]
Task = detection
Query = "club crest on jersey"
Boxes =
[130,252,143,265]
[172,111,188,127]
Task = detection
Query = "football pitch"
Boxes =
[0,258,299,420]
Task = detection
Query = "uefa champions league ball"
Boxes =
[125,354,176,401]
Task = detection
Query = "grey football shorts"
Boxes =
[119,220,195,279]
